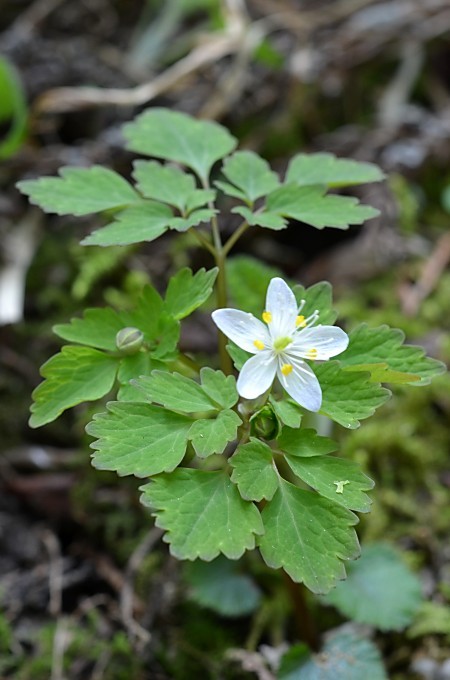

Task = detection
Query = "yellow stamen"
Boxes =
[306,348,318,360]
[296,315,306,327]
[281,363,293,376]
[253,340,265,350]
[262,311,272,324]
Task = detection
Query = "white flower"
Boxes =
[212,277,349,412]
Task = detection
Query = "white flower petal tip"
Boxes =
[212,278,346,412]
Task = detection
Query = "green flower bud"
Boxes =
[249,405,280,441]
[115,327,144,355]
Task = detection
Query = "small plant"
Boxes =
[18,108,445,674]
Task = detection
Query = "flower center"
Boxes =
[273,336,292,352]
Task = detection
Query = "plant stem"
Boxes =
[202,178,232,375]
[223,220,250,256]
[189,227,215,256]
[282,574,320,651]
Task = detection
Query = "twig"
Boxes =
[120,528,162,646]
[35,11,247,114]
[401,232,450,316]
[51,618,71,680]
[41,529,63,617]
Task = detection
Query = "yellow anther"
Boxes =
[281,363,293,376]
[306,348,318,360]
[262,311,272,324]
[253,340,265,350]
[296,315,306,327]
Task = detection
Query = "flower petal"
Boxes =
[212,309,270,353]
[290,326,349,360]
[277,357,322,412]
[237,351,277,399]
[265,277,298,337]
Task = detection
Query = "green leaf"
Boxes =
[117,353,166,401]
[121,285,164,345]
[221,151,280,202]
[30,346,118,428]
[53,307,126,351]
[408,602,450,638]
[132,160,197,212]
[286,152,385,188]
[123,108,237,181]
[343,363,421,384]
[17,166,138,216]
[81,202,173,246]
[269,397,302,429]
[278,428,338,457]
[259,479,360,593]
[285,455,374,512]
[232,206,287,230]
[230,439,278,502]
[133,371,218,413]
[0,56,27,159]
[199,367,239,409]
[279,630,387,680]
[227,255,283,315]
[140,469,263,560]
[87,403,192,476]
[317,362,391,429]
[215,180,248,202]
[324,544,423,631]
[292,281,337,325]
[266,184,379,230]
[165,267,218,320]
[226,342,251,371]
[185,556,261,617]
[167,208,216,232]
[338,324,446,385]
[189,409,242,457]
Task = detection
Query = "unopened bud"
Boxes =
[250,405,280,441]
[115,327,144,355]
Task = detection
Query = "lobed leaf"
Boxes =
[286,152,385,188]
[132,160,200,212]
[87,402,192,477]
[199,367,239,409]
[317,362,391,429]
[140,469,264,560]
[292,280,337,325]
[165,267,218,320]
[30,346,118,428]
[123,108,237,181]
[278,428,338,457]
[279,630,387,680]
[324,544,423,631]
[17,166,138,216]
[269,396,302,429]
[232,205,287,230]
[185,556,261,617]
[284,455,374,513]
[338,324,446,385]
[81,202,172,246]
[188,409,242,457]
[53,307,127,351]
[133,371,218,413]
[266,184,379,230]
[259,478,360,593]
[230,439,278,502]
[221,151,280,203]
